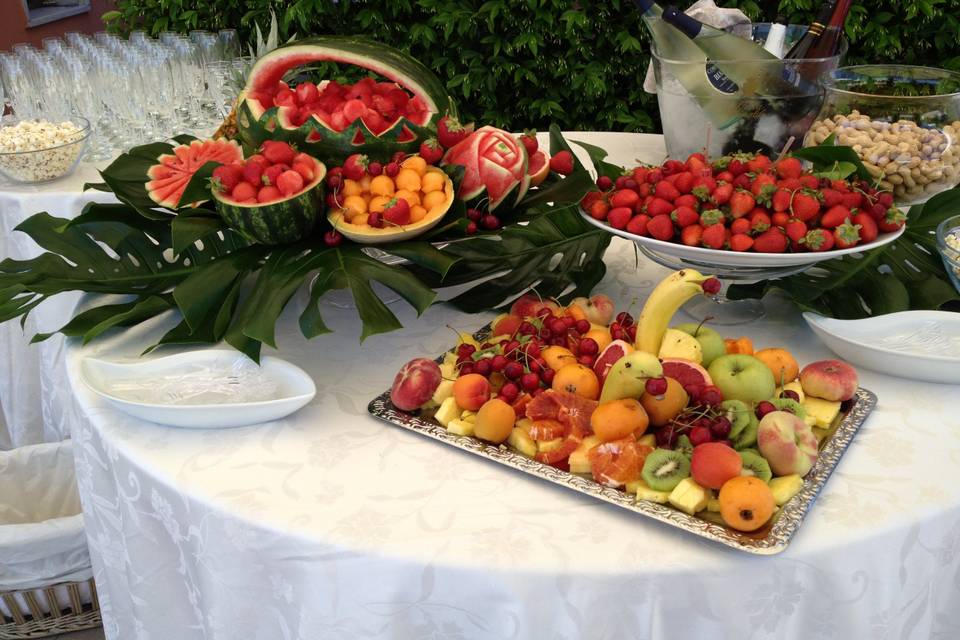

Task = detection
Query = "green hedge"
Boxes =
[106,0,960,133]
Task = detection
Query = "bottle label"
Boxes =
[705,63,739,94]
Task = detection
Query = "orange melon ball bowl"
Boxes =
[327,164,455,244]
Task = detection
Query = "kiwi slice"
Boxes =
[721,399,753,439]
[733,418,759,450]
[675,435,694,457]
[641,449,691,491]
[738,450,773,483]
[770,398,806,420]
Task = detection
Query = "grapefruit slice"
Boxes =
[594,339,635,388]
[660,358,713,391]
[146,139,243,209]
[588,437,649,487]
[527,149,551,187]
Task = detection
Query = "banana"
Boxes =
[598,351,663,403]
[635,269,713,354]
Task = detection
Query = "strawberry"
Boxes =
[771,188,791,212]
[877,206,907,232]
[647,214,675,241]
[799,174,820,189]
[833,219,862,249]
[841,191,864,209]
[771,211,790,228]
[701,223,726,249]
[549,150,574,175]
[715,170,734,183]
[749,210,771,235]
[383,197,412,225]
[753,228,788,253]
[419,138,444,164]
[637,183,652,198]
[610,189,640,209]
[729,233,754,252]
[751,174,777,205]
[646,197,674,217]
[692,175,717,196]
[853,212,878,243]
[646,168,663,184]
[580,190,603,208]
[626,214,650,236]
[437,114,473,148]
[654,180,681,202]
[275,169,304,196]
[730,218,751,235]
[820,188,844,208]
[733,173,752,190]
[777,177,802,191]
[801,228,835,252]
[674,194,699,210]
[608,206,633,230]
[518,129,538,155]
[775,156,802,180]
[820,205,852,229]
[728,157,748,176]
[746,154,772,174]
[261,140,297,166]
[673,171,695,194]
[729,190,755,218]
[631,166,649,184]
[784,219,808,243]
[791,190,821,221]
[672,205,699,228]
[587,200,610,221]
[831,179,850,192]
[878,191,894,207]
[711,182,733,205]
[211,163,243,193]
[615,175,629,190]
[681,224,704,246]
[342,153,369,180]
[699,208,725,226]
[626,213,650,236]
[685,153,709,174]
[662,159,685,176]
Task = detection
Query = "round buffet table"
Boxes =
[54,134,960,639]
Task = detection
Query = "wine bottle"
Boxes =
[788,0,850,60]
[783,1,838,59]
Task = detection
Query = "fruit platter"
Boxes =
[369,269,877,554]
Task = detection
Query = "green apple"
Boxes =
[708,354,776,403]
[674,323,726,367]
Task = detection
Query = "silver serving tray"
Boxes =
[368,331,877,554]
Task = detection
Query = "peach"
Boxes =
[491,313,522,338]
[509,293,560,319]
[754,348,800,386]
[591,398,649,442]
[757,411,818,477]
[719,476,775,532]
[691,442,743,489]
[474,398,517,443]
[799,359,858,401]
[551,364,600,400]
[568,294,615,325]
[390,358,442,411]
[452,373,491,411]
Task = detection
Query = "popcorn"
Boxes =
[0,119,88,182]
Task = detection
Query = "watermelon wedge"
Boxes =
[146,139,243,209]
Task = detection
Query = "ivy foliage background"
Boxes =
[105,0,960,133]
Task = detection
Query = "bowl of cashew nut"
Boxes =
[805,65,960,205]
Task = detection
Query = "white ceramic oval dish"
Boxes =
[580,209,905,268]
[80,350,317,428]
[803,310,960,384]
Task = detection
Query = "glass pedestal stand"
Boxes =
[637,245,808,325]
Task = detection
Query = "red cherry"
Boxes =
[645,377,668,396]
[755,401,777,419]
[540,368,555,385]
[474,358,492,377]
[699,385,723,406]
[521,372,541,392]
[491,355,508,372]
[577,354,595,366]
[518,321,536,336]
[616,311,634,327]
[689,426,712,447]
[780,390,800,402]
[574,319,591,334]
[459,362,475,376]
[578,338,599,356]
[702,277,721,295]
[504,361,524,380]
[465,221,478,235]
[548,318,567,336]
[709,417,732,439]
[500,382,520,402]
[323,230,343,247]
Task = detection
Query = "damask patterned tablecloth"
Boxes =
[59,134,960,639]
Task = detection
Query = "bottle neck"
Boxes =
[826,0,852,29]
[662,6,703,38]
[632,0,662,18]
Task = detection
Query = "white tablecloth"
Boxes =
[55,133,960,639]
[0,164,114,449]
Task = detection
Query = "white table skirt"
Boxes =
[51,133,960,639]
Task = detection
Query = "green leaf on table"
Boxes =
[792,141,872,181]
[812,161,859,181]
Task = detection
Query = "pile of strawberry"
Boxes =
[211,140,318,204]
[581,152,907,253]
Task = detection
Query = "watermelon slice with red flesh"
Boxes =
[146,139,243,209]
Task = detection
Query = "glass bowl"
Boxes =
[652,23,847,159]
[0,116,91,184]
[806,65,960,205]
[936,214,960,293]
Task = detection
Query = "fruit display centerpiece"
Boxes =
[374,269,875,553]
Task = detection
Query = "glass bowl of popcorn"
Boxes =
[936,214,960,293]
[0,116,91,184]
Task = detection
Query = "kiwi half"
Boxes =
[721,399,754,439]
[733,418,759,450]
[738,450,773,483]
[641,449,691,491]
[771,398,806,420]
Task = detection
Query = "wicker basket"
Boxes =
[0,578,100,639]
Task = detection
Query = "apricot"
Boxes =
[542,346,576,372]
[639,377,689,427]
[754,348,800,385]
[453,373,491,411]
[583,328,612,352]
[719,476,776,532]
[474,398,517,444]
[401,155,428,175]
[591,398,649,442]
[724,336,754,355]
[552,363,600,400]
[396,168,422,192]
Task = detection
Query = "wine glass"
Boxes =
[217,30,240,60]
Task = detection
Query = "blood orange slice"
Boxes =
[527,418,567,441]
[588,437,647,487]
[593,339,635,388]
[526,390,597,439]
[534,436,580,470]
[660,358,713,391]
[146,138,244,209]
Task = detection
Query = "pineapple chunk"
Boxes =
[460,409,477,424]
[668,477,710,515]
[446,418,475,437]
[803,397,841,429]
[435,397,461,427]
[442,350,459,368]
[769,474,804,506]
[515,418,534,434]
[634,479,671,504]
[431,363,456,405]
[776,380,805,404]
[637,433,657,448]
[706,497,721,513]
[568,435,601,474]
[538,437,565,453]
[508,427,538,458]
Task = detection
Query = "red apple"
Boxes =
[569,294,615,325]
[391,358,442,411]
[509,293,560,319]
[757,411,818,477]
[799,359,858,401]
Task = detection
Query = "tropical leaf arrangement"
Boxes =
[0,126,607,362]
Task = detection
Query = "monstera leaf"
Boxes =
[728,187,960,317]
